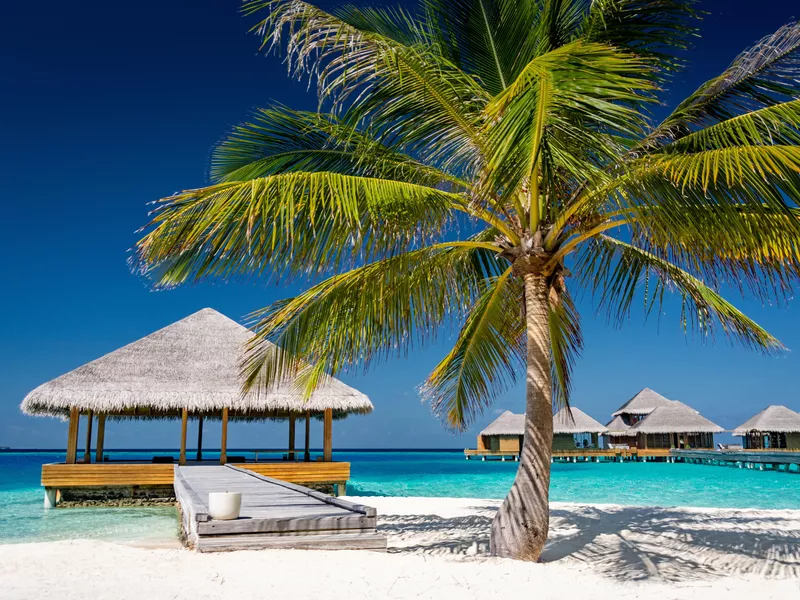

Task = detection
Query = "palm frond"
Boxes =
[211,105,466,188]
[656,99,800,153]
[483,41,657,197]
[241,242,506,392]
[575,235,783,351]
[422,0,541,95]
[340,41,489,176]
[645,21,800,146]
[421,269,525,430]
[580,0,700,73]
[243,0,488,176]
[134,172,465,287]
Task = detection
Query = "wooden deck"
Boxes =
[174,465,386,552]
[464,448,674,461]
[673,449,800,469]
[41,463,175,487]
[41,461,351,494]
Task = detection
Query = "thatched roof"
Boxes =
[553,407,608,434]
[630,404,723,434]
[605,415,632,436]
[20,308,372,419]
[612,388,674,416]
[480,411,523,436]
[480,407,607,436]
[733,405,800,435]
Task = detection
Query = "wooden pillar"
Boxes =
[83,410,94,463]
[179,408,188,466]
[304,410,311,462]
[288,414,296,461]
[220,408,229,464]
[66,407,80,464]
[196,416,204,462]
[323,408,332,462]
[95,414,106,463]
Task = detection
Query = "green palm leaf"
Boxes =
[241,242,504,391]
[421,269,525,429]
[135,172,466,287]
[576,235,782,351]
[646,21,800,146]
[211,105,466,188]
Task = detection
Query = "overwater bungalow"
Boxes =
[552,407,608,451]
[733,406,800,450]
[20,308,373,504]
[465,407,608,460]
[605,388,722,451]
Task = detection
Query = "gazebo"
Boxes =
[733,406,800,450]
[21,308,372,499]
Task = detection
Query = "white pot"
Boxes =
[208,492,242,520]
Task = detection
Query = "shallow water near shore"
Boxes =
[1,450,798,544]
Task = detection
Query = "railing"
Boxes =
[41,461,351,489]
[41,463,175,487]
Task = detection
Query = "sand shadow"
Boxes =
[378,505,800,582]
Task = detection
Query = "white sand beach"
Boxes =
[1,497,799,600]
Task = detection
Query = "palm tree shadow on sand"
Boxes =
[377,504,800,582]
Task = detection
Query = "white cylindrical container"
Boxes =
[208,492,242,520]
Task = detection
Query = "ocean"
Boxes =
[1,450,798,544]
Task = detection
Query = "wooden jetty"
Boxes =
[672,449,800,471]
[464,448,672,462]
[173,464,386,552]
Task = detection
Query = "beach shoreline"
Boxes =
[1,497,798,599]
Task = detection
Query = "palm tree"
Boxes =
[134,0,800,560]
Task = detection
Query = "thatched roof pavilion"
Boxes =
[479,410,523,436]
[21,308,371,419]
[604,415,631,436]
[553,407,608,435]
[612,388,674,416]
[630,405,723,434]
[607,388,722,450]
[733,406,800,450]
[475,407,608,454]
[21,308,372,464]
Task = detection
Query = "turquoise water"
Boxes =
[1,450,798,544]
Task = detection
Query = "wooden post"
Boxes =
[220,408,229,464]
[196,416,204,462]
[95,414,106,463]
[66,407,80,464]
[323,408,332,462]
[288,414,296,461]
[304,410,311,462]
[83,410,94,463]
[179,408,188,466]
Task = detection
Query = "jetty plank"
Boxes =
[175,465,386,552]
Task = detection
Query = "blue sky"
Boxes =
[1,0,799,450]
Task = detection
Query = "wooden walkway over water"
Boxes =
[174,464,386,552]
[673,449,800,471]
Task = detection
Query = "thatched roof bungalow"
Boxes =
[733,406,800,450]
[21,308,372,465]
[552,407,608,450]
[606,388,722,449]
[474,407,608,455]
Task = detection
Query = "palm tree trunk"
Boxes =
[490,273,553,560]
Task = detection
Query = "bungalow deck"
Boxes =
[173,464,386,552]
[464,448,672,461]
[673,449,800,471]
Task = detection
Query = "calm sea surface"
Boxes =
[1,450,798,544]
